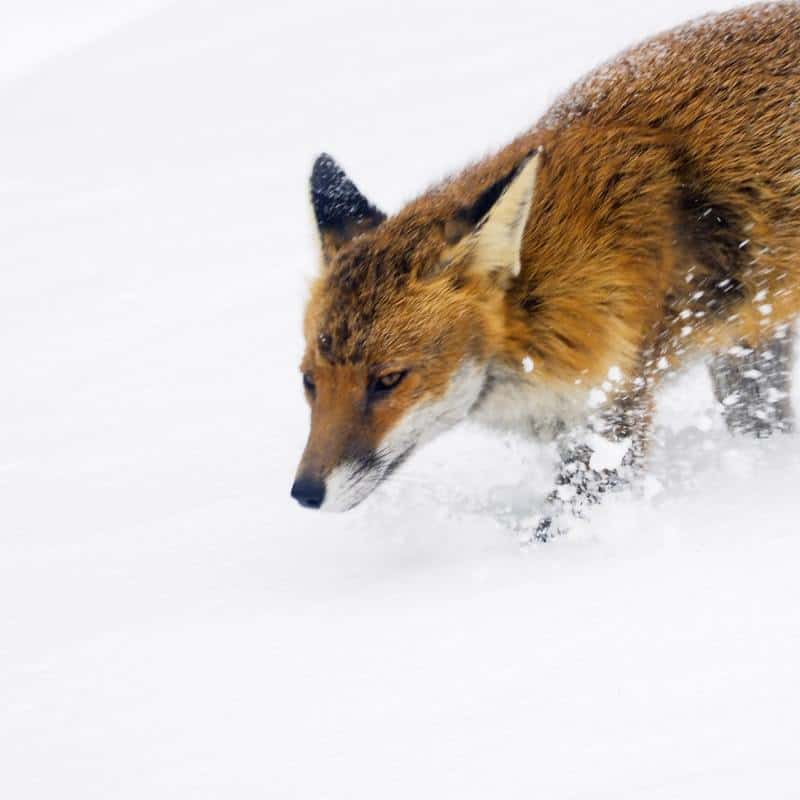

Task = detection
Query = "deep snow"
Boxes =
[3,0,800,797]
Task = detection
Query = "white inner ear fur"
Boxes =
[468,149,542,280]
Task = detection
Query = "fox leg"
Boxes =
[709,325,794,437]
[532,441,627,541]
[533,383,653,541]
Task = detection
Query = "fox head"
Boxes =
[291,149,542,511]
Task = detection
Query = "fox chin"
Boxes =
[292,3,800,534]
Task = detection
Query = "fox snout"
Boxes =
[290,454,384,513]
[290,424,391,512]
[290,364,385,512]
[291,358,488,512]
[290,475,326,509]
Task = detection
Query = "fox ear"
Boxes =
[310,153,386,259]
[444,149,542,285]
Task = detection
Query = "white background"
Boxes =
[3,1,800,796]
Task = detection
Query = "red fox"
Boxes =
[291,2,800,537]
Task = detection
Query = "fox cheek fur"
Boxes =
[293,356,491,513]
[293,3,800,524]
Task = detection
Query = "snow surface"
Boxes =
[3,0,800,797]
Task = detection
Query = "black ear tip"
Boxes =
[314,152,335,167]
[309,152,385,232]
[311,153,342,187]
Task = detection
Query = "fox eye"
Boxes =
[369,370,407,398]
[302,373,316,394]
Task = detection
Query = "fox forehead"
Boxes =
[304,226,450,366]
[304,286,435,369]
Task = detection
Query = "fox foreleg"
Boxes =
[531,384,653,541]
[531,439,631,541]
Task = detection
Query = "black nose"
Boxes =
[291,476,326,509]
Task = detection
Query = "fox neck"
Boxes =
[469,360,586,440]
[462,298,590,440]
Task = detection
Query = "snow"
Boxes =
[3,0,799,797]
[588,388,608,408]
[588,433,630,471]
[766,387,789,404]
[522,355,535,373]
[0,0,167,82]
